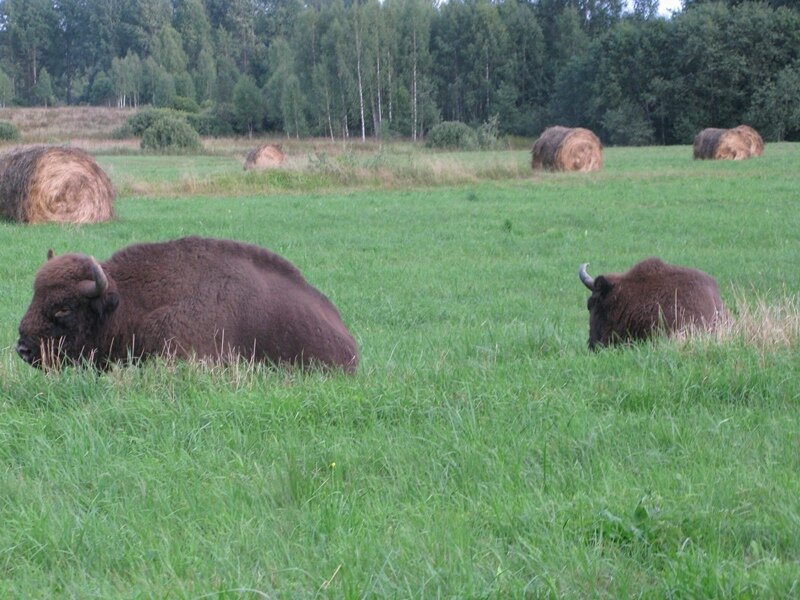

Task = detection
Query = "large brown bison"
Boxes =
[16,236,359,372]
[579,258,726,350]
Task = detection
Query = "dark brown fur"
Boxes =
[582,258,725,350]
[16,236,359,372]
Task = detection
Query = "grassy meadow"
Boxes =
[1,135,800,597]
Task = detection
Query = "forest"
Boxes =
[1,0,800,144]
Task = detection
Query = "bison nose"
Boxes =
[16,340,34,364]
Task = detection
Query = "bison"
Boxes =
[579,258,726,350]
[16,236,359,372]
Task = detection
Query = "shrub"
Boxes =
[0,120,21,141]
[172,96,200,113]
[125,108,185,136]
[140,115,202,152]
[476,115,504,150]
[187,104,236,137]
[425,121,479,150]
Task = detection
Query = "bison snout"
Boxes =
[15,340,36,365]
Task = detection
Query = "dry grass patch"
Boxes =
[0,107,136,141]
[675,292,800,352]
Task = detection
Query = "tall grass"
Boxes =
[1,142,799,597]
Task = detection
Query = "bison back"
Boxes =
[106,237,359,371]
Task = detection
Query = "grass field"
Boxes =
[1,141,799,597]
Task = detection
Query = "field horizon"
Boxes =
[1,129,799,597]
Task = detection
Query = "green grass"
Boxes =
[1,143,800,597]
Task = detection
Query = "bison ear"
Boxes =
[595,275,614,296]
[47,249,56,260]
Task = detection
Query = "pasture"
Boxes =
[1,140,799,597]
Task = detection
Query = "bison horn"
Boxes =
[579,263,595,290]
[78,256,108,298]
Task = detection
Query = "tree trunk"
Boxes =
[355,23,367,142]
[411,29,418,141]
[375,51,383,139]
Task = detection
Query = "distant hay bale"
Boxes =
[733,125,764,157]
[244,144,286,171]
[0,146,115,224]
[531,126,603,172]
[692,127,752,160]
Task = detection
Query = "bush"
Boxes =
[187,104,236,137]
[125,108,186,136]
[476,115,504,150]
[0,120,21,141]
[172,96,200,113]
[140,115,202,152]
[425,121,479,150]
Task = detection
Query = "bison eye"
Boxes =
[53,308,72,319]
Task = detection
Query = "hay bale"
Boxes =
[531,126,603,172]
[692,127,752,160]
[733,124,764,157]
[0,146,115,224]
[244,144,286,171]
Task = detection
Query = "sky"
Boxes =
[658,0,684,16]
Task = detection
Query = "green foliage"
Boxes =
[747,61,800,141]
[111,52,143,108]
[425,118,503,150]
[425,121,479,150]
[232,75,266,135]
[0,120,21,141]
[122,108,186,137]
[89,71,114,106]
[601,102,656,146]
[172,95,200,113]
[186,104,236,137]
[1,0,800,141]
[476,115,504,150]
[139,114,202,152]
[152,70,177,108]
[0,69,14,107]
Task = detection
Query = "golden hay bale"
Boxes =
[531,126,603,172]
[692,128,752,160]
[244,144,286,171]
[0,146,115,224]
[733,124,764,157]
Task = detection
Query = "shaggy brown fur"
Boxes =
[0,146,115,224]
[692,128,752,160]
[579,258,726,350]
[733,125,764,157]
[244,144,286,170]
[531,126,603,172]
[16,236,359,373]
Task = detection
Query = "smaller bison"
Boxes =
[579,258,726,350]
[16,236,359,372]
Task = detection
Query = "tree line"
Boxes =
[1,0,799,144]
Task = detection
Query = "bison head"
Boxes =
[16,251,119,368]
[579,263,621,350]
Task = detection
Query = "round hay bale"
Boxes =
[733,124,764,157]
[0,146,115,224]
[692,128,751,160]
[244,144,286,171]
[531,126,603,172]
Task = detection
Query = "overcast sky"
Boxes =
[658,0,683,16]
